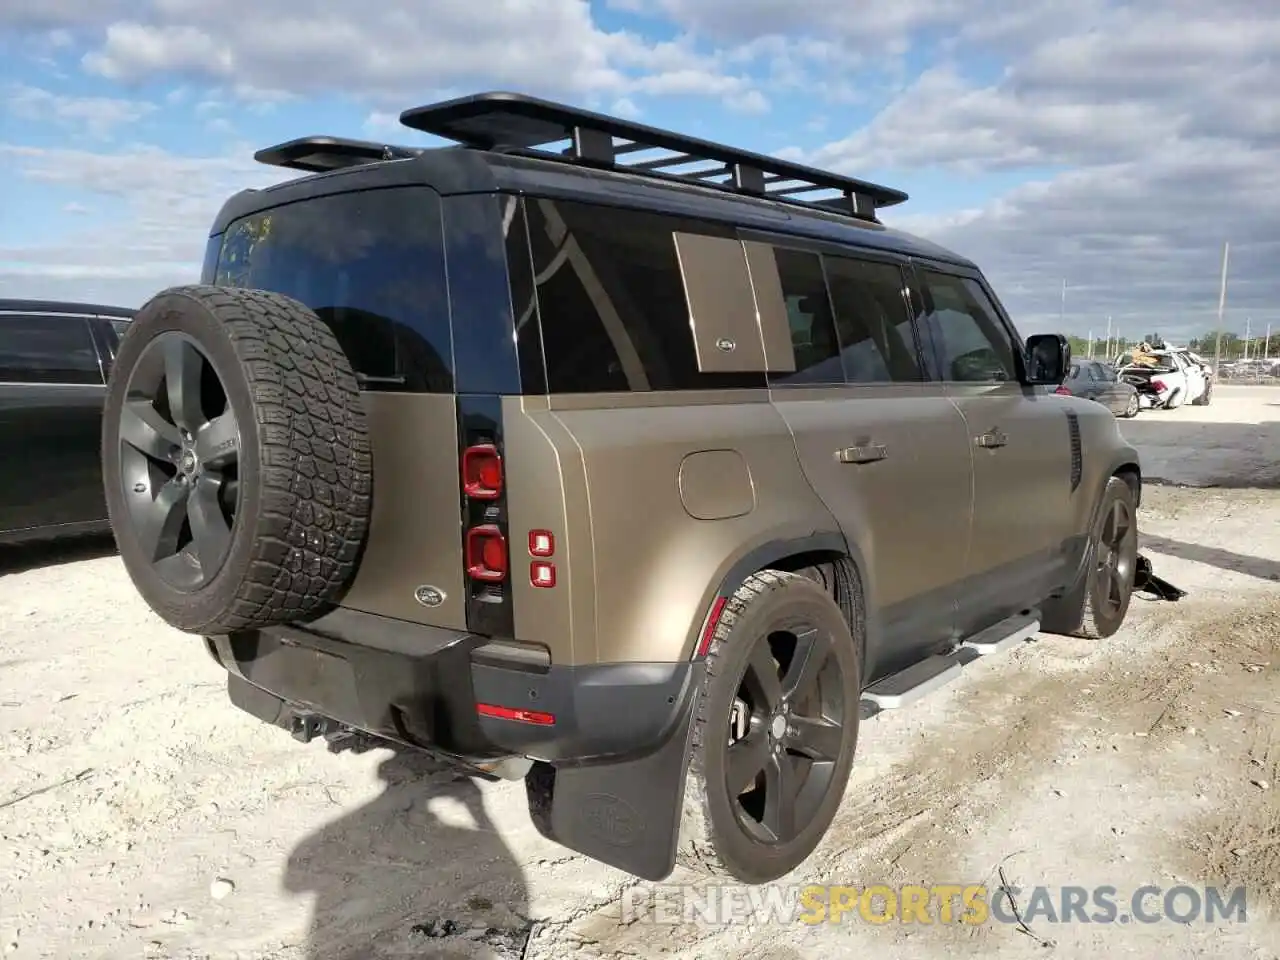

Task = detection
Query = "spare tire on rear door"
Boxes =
[102,284,373,635]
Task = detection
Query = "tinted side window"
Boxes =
[823,256,922,383]
[0,314,102,384]
[917,271,1019,382]
[770,248,845,386]
[522,198,763,393]
[215,187,452,393]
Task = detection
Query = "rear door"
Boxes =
[752,241,973,673]
[909,262,1075,634]
[0,312,109,534]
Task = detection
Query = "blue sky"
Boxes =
[2,1,1277,342]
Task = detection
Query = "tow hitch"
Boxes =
[288,711,345,743]
[1134,554,1187,601]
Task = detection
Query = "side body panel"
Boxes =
[0,313,112,536]
[504,390,841,665]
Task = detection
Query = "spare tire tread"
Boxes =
[216,286,372,629]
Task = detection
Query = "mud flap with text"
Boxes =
[1133,553,1187,601]
[525,692,699,882]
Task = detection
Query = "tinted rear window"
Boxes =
[214,187,452,392]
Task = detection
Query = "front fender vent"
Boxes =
[1066,411,1082,492]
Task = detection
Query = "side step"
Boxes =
[861,610,1039,711]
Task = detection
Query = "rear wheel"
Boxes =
[1123,394,1139,418]
[677,569,861,883]
[102,284,373,635]
[1193,382,1213,406]
[1041,477,1139,639]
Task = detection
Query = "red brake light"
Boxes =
[530,561,556,588]
[1054,385,1071,395]
[1151,379,1167,392]
[477,703,555,725]
[466,525,508,582]
[529,530,555,557]
[462,444,503,500]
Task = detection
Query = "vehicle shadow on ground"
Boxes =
[0,532,116,575]
[283,740,532,960]
[1140,534,1280,584]
[1119,418,1280,488]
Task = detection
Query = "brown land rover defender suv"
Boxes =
[102,92,1145,885]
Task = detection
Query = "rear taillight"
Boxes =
[466,525,508,582]
[462,444,503,500]
[1151,379,1167,392]
[1054,385,1071,395]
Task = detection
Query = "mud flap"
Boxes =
[524,680,700,882]
[1133,553,1187,601]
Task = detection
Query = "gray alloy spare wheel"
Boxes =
[101,284,373,635]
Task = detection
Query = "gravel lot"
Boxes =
[2,385,1278,960]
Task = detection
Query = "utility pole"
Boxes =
[1265,323,1272,361]
[1245,317,1251,361]
[1104,315,1112,360]
[1213,241,1230,379]
[1087,329,1094,359]
[1060,279,1067,328]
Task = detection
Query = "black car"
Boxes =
[0,299,133,544]
[1056,358,1140,418]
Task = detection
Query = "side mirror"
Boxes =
[1025,333,1070,385]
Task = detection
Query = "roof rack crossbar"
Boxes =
[398,92,906,222]
[254,135,424,173]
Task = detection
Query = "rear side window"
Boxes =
[916,270,1020,383]
[823,256,922,383]
[770,249,845,386]
[520,198,764,393]
[0,314,102,385]
[214,187,453,393]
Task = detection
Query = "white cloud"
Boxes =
[7,0,767,116]
[0,142,292,305]
[4,83,155,138]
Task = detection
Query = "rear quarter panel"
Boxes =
[502,391,842,666]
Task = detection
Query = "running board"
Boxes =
[861,610,1040,711]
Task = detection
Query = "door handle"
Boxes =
[837,443,888,464]
[975,429,1007,449]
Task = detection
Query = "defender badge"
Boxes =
[414,585,446,607]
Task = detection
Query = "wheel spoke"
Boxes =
[135,477,191,562]
[195,410,240,470]
[760,751,800,842]
[1109,501,1125,546]
[745,643,783,712]
[725,729,772,795]
[187,475,232,575]
[164,338,207,433]
[786,715,843,762]
[120,400,181,460]
[781,628,829,703]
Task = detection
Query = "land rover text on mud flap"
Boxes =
[102,92,1167,885]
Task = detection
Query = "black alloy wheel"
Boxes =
[117,331,241,591]
[1093,494,1137,620]
[725,621,848,845]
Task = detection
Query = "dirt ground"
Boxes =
[1,385,1278,960]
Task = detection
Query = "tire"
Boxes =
[102,284,373,635]
[1192,382,1212,406]
[1123,394,1139,418]
[1165,389,1183,409]
[677,569,862,883]
[1040,477,1139,640]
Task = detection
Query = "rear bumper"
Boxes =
[204,607,698,765]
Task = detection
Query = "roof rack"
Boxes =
[254,135,424,173]
[399,91,907,222]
